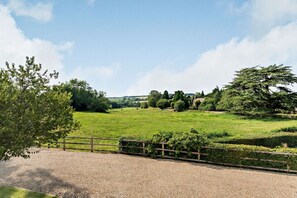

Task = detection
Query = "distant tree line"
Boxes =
[57,64,297,115]
[144,64,297,115]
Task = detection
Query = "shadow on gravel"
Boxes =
[0,161,20,183]
[0,164,90,198]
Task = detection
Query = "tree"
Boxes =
[148,90,162,107]
[217,65,297,114]
[59,79,110,112]
[199,98,216,111]
[0,57,79,160]
[140,102,149,109]
[174,100,185,112]
[173,90,185,102]
[162,90,169,99]
[157,99,169,109]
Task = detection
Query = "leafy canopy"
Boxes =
[59,79,110,112]
[0,57,79,160]
[217,65,297,114]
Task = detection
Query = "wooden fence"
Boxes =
[49,136,119,153]
[120,139,297,174]
[48,136,297,174]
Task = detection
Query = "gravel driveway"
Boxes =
[0,149,296,198]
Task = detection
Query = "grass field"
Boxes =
[0,186,55,198]
[72,108,297,141]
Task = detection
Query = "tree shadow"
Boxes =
[236,114,297,122]
[0,162,90,198]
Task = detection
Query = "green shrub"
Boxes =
[194,100,201,109]
[168,129,210,151]
[174,100,185,112]
[140,102,149,109]
[199,98,216,111]
[119,135,297,171]
[156,99,169,109]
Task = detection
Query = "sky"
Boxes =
[1,0,297,96]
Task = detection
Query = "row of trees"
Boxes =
[144,65,297,114]
[146,90,193,111]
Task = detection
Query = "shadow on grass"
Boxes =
[224,135,297,148]
[236,113,297,122]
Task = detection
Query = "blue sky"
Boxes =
[1,0,297,96]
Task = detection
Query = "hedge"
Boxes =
[119,139,297,172]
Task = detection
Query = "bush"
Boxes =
[199,98,216,111]
[174,100,185,112]
[156,99,169,109]
[168,129,210,151]
[194,100,201,109]
[148,97,157,107]
[140,102,149,109]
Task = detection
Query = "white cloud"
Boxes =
[0,5,71,74]
[126,0,297,96]
[7,0,53,22]
[226,0,297,35]
[64,63,121,82]
[126,22,297,95]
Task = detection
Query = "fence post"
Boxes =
[118,139,122,153]
[90,136,94,152]
[162,142,165,158]
[63,138,66,151]
[142,142,145,155]
[197,149,201,160]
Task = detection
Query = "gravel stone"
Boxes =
[0,149,296,198]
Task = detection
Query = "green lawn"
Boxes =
[0,186,56,198]
[72,108,297,141]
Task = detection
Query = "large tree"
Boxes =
[59,79,110,112]
[217,65,297,114]
[148,90,162,107]
[0,57,79,160]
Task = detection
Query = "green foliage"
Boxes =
[0,57,79,160]
[59,79,110,112]
[151,131,174,143]
[147,129,210,158]
[0,186,56,198]
[174,100,185,112]
[195,91,205,98]
[140,102,149,109]
[167,129,211,151]
[162,90,169,99]
[156,99,169,109]
[218,65,297,114]
[199,98,216,111]
[110,97,140,108]
[194,100,201,109]
[148,90,161,107]
[205,143,297,171]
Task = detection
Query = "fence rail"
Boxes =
[48,136,297,174]
[49,136,119,153]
